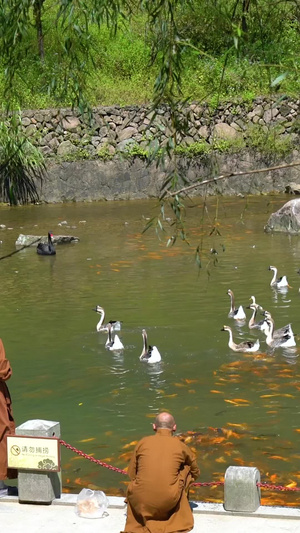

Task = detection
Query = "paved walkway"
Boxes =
[1,495,300,532]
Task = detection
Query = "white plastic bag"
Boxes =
[75,488,109,519]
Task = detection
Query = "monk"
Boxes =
[0,339,17,492]
[121,412,200,533]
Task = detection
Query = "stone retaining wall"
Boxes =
[18,97,300,202]
[22,97,300,158]
[38,152,300,203]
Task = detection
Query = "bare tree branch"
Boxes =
[0,238,40,261]
[167,160,300,197]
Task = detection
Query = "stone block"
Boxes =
[40,146,53,155]
[22,109,35,118]
[252,105,264,117]
[25,124,37,137]
[57,140,77,156]
[214,123,239,140]
[199,126,209,139]
[62,116,81,131]
[117,138,136,152]
[263,108,279,123]
[16,419,62,504]
[224,466,261,512]
[35,113,45,123]
[118,126,138,142]
[48,137,60,151]
[40,132,56,146]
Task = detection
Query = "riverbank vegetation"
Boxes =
[0,0,299,223]
[0,1,300,110]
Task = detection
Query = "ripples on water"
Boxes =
[1,195,300,504]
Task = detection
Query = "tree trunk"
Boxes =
[242,0,251,33]
[33,0,45,62]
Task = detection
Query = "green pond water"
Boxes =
[1,194,300,504]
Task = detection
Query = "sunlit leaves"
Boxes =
[270,72,288,88]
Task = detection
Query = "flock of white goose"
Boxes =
[222,265,296,353]
[91,265,295,361]
[92,305,161,363]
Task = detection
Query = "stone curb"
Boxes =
[1,494,300,520]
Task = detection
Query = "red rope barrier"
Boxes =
[60,440,300,493]
[192,481,224,487]
[59,439,127,475]
[257,482,300,492]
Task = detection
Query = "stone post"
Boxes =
[16,419,61,504]
[224,466,261,512]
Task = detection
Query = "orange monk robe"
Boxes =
[121,428,200,533]
[0,339,17,480]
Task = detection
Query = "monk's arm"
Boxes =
[0,339,12,382]
[127,447,138,479]
[183,445,200,480]
[189,455,200,480]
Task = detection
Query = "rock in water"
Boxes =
[15,234,80,247]
[264,199,300,234]
[285,182,300,195]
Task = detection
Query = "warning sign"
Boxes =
[7,435,60,472]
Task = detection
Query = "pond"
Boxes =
[1,193,300,506]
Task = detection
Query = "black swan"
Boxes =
[37,232,56,256]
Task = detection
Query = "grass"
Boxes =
[2,8,300,111]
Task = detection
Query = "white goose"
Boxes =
[227,289,246,320]
[247,303,265,330]
[249,295,263,309]
[264,317,296,348]
[221,325,260,353]
[105,323,124,351]
[268,266,289,288]
[261,311,294,341]
[93,305,122,332]
[140,329,161,363]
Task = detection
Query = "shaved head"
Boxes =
[154,412,176,430]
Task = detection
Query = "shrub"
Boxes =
[0,112,45,204]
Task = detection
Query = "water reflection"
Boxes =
[272,286,290,302]
[282,354,299,366]
[146,363,164,378]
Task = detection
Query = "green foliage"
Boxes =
[120,143,149,159]
[244,124,293,157]
[96,145,114,161]
[0,1,300,109]
[290,119,300,135]
[56,148,92,162]
[175,142,210,158]
[213,136,245,153]
[177,0,300,62]
[0,112,45,205]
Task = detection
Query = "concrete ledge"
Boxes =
[0,492,126,509]
[192,501,300,519]
[52,494,126,509]
[2,493,300,519]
